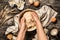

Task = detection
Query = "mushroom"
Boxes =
[29,0,34,5]
[51,17,57,23]
[7,34,13,40]
[50,28,58,36]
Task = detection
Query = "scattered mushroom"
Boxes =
[34,1,40,7]
[50,28,58,36]
[29,0,34,5]
[7,34,13,40]
[51,17,57,23]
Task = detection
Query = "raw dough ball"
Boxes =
[24,12,32,22]
[23,11,36,28]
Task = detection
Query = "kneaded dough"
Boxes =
[23,11,36,29]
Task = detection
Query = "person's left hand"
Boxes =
[19,17,27,32]
[17,17,27,40]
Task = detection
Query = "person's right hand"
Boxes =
[31,12,39,22]
[31,12,48,40]
[31,12,40,24]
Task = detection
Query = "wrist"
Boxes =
[20,28,27,33]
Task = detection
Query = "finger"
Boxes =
[20,17,25,26]
[21,17,25,23]
[20,17,28,31]
[31,12,38,17]
[20,17,26,30]
[19,17,25,29]
[31,12,39,21]
[20,17,25,23]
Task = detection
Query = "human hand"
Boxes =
[17,17,27,40]
[31,12,48,40]
[19,17,27,32]
[31,12,40,24]
[31,12,42,29]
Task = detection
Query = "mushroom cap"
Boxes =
[50,28,58,36]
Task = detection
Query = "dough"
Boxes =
[23,11,36,29]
